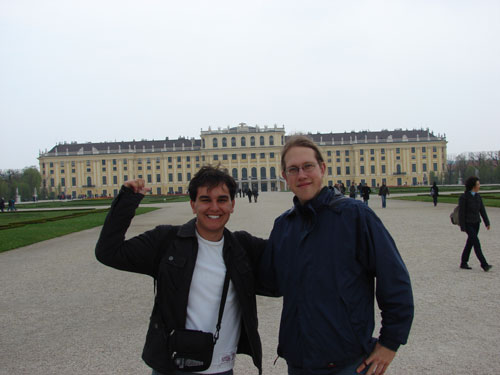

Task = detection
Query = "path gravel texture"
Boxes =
[1,192,499,375]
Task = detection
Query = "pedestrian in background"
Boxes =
[378,182,390,208]
[430,182,439,207]
[459,176,492,272]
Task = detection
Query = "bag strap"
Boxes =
[213,272,230,344]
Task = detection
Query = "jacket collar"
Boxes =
[286,186,340,217]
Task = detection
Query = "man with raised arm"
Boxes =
[96,166,266,375]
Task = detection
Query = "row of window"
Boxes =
[326,146,439,157]
[207,135,280,148]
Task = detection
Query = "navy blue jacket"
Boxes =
[259,187,414,371]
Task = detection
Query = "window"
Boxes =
[222,137,227,147]
[433,163,438,171]
[260,153,265,159]
[72,177,76,186]
[71,161,75,167]
[147,175,152,183]
[61,169,65,174]
[156,174,161,183]
[178,173,182,181]
[360,166,365,175]
[250,136,255,146]
[345,166,350,175]
[381,165,386,174]
[242,168,248,179]
[328,167,332,175]
[381,148,385,154]
[231,137,236,147]
[113,176,118,184]
[270,167,276,179]
[102,176,107,185]
[422,147,426,153]
[123,159,128,165]
[396,148,400,154]
[187,173,191,181]
[50,178,55,187]
[370,149,374,155]
[87,176,92,186]
[411,147,415,153]
[147,158,151,164]
[157,187,161,195]
[124,175,128,181]
[241,137,246,147]
[423,163,427,172]
[196,156,199,162]
[251,167,257,178]
[168,174,173,182]
[213,138,218,148]
[359,150,364,156]
[337,167,341,175]
[213,155,218,161]
[177,156,181,162]
[223,154,228,160]
[371,165,375,174]
[251,153,256,159]
[86,161,90,166]
[270,152,275,158]
[61,178,65,187]
[270,136,274,145]
[168,157,172,162]
[327,151,332,156]
[433,146,437,152]
[102,160,106,166]
[260,136,265,146]
[336,150,340,156]
[412,164,416,172]
[186,156,190,162]
[232,168,238,179]
[241,154,247,160]
[232,154,237,160]
[260,167,266,178]
[138,158,142,164]
[345,150,349,156]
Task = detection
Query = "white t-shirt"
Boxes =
[185,232,242,374]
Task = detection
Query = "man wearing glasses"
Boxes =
[260,135,414,375]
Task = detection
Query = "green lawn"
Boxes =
[0,207,158,253]
[15,194,190,209]
[391,193,500,208]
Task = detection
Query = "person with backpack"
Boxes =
[458,176,492,272]
[430,182,439,207]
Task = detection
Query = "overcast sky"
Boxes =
[1,0,499,170]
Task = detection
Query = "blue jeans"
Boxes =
[381,195,387,208]
[152,370,233,375]
[287,357,368,375]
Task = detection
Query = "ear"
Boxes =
[282,170,289,183]
[190,200,196,214]
[319,162,326,177]
[230,199,235,213]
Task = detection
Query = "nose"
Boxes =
[297,167,308,178]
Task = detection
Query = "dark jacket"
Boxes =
[378,185,389,196]
[259,187,414,372]
[459,191,490,231]
[361,185,372,200]
[95,186,266,374]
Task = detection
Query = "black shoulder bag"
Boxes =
[168,272,231,372]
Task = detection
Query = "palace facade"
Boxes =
[38,123,447,198]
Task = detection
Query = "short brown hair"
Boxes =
[188,165,237,201]
[280,135,324,171]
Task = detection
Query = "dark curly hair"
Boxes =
[188,165,237,201]
[464,176,480,192]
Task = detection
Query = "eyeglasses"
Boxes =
[285,162,318,176]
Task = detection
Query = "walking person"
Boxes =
[349,183,356,199]
[0,197,5,213]
[361,183,372,205]
[430,182,439,207]
[378,182,390,208]
[247,188,253,203]
[459,176,492,272]
[253,189,259,203]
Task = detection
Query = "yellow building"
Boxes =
[38,124,446,198]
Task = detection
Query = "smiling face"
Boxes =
[190,183,235,241]
[282,146,326,205]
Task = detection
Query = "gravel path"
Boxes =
[1,193,499,375]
